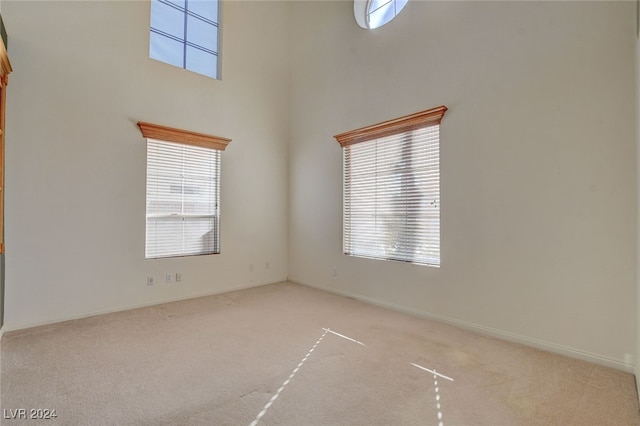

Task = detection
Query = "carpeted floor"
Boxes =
[1,281,639,425]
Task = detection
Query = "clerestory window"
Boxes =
[149,0,220,79]
[354,0,409,30]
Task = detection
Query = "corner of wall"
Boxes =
[635,0,640,402]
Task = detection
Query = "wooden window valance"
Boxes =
[334,105,447,148]
[137,121,231,151]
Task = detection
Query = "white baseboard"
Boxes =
[292,279,634,374]
[2,280,284,333]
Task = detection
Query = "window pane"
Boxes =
[148,0,220,79]
[366,0,408,29]
[188,0,218,23]
[368,2,395,29]
[150,33,184,68]
[149,171,183,215]
[187,15,218,52]
[186,46,217,79]
[182,148,218,215]
[146,218,182,258]
[150,1,185,40]
[183,216,218,254]
[368,0,392,14]
[146,217,218,258]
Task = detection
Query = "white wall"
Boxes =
[635,0,640,394]
[2,0,290,329]
[289,1,637,370]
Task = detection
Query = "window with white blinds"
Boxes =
[334,106,447,267]
[137,122,230,259]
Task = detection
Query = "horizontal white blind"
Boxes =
[146,139,220,259]
[344,125,440,266]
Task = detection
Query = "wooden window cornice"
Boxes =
[0,18,11,82]
[137,121,231,151]
[334,105,447,148]
[0,44,11,82]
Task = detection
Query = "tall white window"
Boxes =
[137,122,230,259]
[149,0,220,79]
[334,106,447,267]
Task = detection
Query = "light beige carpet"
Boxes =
[1,281,638,425]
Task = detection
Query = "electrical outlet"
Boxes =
[147,276,154,286]
[176,273,183,282]
[165,273,172,283]
[249,264,254,271]
[265,261,270,269]
[332,267,337,277]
